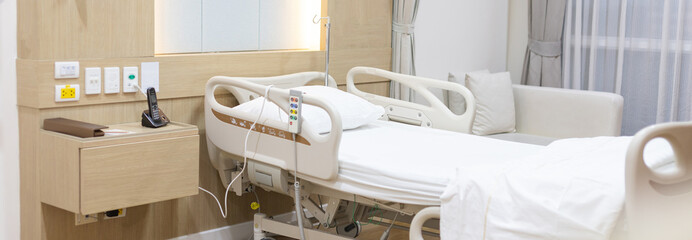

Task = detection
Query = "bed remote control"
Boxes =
[288,90,302,134]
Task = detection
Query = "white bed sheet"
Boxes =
[439,136,675,240]
[306,120,544,206]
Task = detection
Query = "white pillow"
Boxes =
[465,71,516,135]
[233,86,384,134]
[447,70,489,115]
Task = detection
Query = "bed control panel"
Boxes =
[288,90,303,134]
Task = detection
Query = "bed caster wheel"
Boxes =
[336,221,361,238]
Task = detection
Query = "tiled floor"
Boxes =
[271,224,440,240]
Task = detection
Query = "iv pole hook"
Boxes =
[313,15,331,86]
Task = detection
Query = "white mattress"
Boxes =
[307,120,544,205]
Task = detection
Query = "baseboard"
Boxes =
[168,212,296,240]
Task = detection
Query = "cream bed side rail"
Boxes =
[347,66,476,134]
[625,121,692,240]
[205,75,342,181]
[409,207,440,240]
[218,72,337,104]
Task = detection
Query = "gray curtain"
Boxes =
[391,0,419,101]
[521,0,567,87]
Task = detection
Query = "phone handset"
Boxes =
[147,87,161,123]
[141,87,169,128]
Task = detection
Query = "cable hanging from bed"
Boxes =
[198,85,274,219]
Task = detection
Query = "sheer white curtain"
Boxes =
[391,0,419,101]
[563,0,692,135]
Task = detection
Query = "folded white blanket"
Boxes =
[440,136,673,240]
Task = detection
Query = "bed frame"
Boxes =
[204,68,475,239]
[408,121,692,240]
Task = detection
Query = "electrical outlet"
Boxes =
[75,213,98,225]
[103,209,126,219]
[55,84,80,102]
[61,86,76,98]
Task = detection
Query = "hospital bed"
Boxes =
[204,67,666,239]
[204,67,490,238]
[409,121,692,240]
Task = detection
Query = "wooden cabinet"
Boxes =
[39,122,199,215]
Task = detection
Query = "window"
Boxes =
[563,0,692,135]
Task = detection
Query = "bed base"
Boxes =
[253,213,352,240]
[236,164,431,239]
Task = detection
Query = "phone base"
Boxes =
[142,109,170,128]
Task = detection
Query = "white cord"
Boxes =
[199,85,274,218]
[131,83,148,97]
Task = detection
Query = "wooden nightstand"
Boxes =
[39,122,199,215]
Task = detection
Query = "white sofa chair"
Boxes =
[486,85,624,145]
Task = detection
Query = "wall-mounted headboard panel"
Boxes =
[16,0,394,239]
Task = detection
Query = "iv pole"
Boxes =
[314,15,331,86]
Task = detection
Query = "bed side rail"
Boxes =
[218,72,337,104]
[409,207,440,240]
[626,121,692,240]
[205,75,342,181]
[347,66,476,134]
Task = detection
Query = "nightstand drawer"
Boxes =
[80,135,199,214]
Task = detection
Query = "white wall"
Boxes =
[415,0,509,86]
[507,0,529,84]
[0,0,20,239]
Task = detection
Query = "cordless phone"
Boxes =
[141,87,169,128]
[147,87,161,123]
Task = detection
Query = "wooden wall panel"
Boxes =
[329,0,393,50]
[17,48,391,109]
[17,0,393,239]
[17,0,154,60]
[18,107,41,240]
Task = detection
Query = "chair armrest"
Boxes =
[513,85,623,138]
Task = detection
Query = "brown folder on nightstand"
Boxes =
[43,118,108,138]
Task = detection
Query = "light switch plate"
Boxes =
[122,66,139,93]
[104,67,120,94]
[84,67,101,95]
[54,61,80,79]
